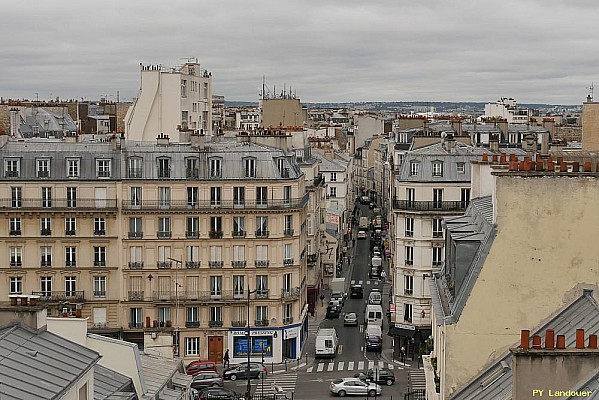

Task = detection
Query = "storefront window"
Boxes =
[233,336,273,357]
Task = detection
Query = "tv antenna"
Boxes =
[588,83,594,103]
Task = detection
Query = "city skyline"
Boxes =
[2,0,598,104]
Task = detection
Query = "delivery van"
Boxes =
[315,327,339,358]
[365,304,383,326]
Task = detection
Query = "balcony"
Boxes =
[186,261,200,269]
[129,262,144,269]
[93,291,106,297]
[432,232,443,238]
[31,291,85,302]
[65,230,76,236]
[185,321,200,328]
[255,260,269,268]
[157,231,171,239]
[65,261,77,267]
[209,231,223,239]
[40,229,52,236]
[152,290,266,302]
[186,231,200,239]
[307,254,317,264]
[283,317,294,324]
[209,320,224,328]
[186,168,199,179]
[432,261,443,267]
[231,320,247,327]
[405,260,413,266]
[94,230,106,236]
[405,231,414,237]
[97,171,111,178]
[0,198,118,211]
[129,322,143,329]
[232,261,246,268]
[404,289,413,295]
[4,170,19,178]
[40,261,52,268]
[209,261,224,268]
[392,199,467,212]
[283,258,294,266]
[255,319,269,327]
[128,232,143,239]
[283,228,294,237]
[9,229,21,236]
[255,289,269,299]
[128,291,144,301]
[157,261,172,269]
[255,230,269,238]
[37,170,50,178]
[128,168,142,178]
[232,230,246,238]
[93,260,106,267]
[281,287,301,300]
[10,260,22,268]
[121,193,309,212]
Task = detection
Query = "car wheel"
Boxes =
[338,390,346,397]
[229,374,237,381]
[386,379,393,386]
[259,371,266,379]
[368,389,377,397]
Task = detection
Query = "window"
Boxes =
[4,158,20,178]
[185,337,199,356]
[187,187,198,207]
[433,188,443,209]
[158,158,170,178]
[233,275,245,297]
[210,217,222,236]
[9,277,22,294]
[329,187,337,198]
[10,247,22,267]
[244,158,256,178]
[284,303,293,323]
[233,187,245,206]
[209,246,223,266]
[128,157,142,178]
[65,276,77,296]
[256,306,268,324]
[256,216,268,236]
[405,217,414,237]
[233,245,245,267]
[11,187,22,208]
[67,158,80,178]
[410,162,419,176]
[130,308,142,328]
[405,246,413,266]
[41,217,51,235]
[93,276,106,297]
[186,158,198,179]
[256,275,268,296]
[158,217,171,238]
[65,217,76,236]
[233,216,245,237]
[284,244,293,265]
[210,187,221,206]
[233,306,246,325]
[40,276,52,295]
[406,188,415,208]
[130,187,142,208]
[209,158,221,178]
[159,187,171,208]
[283,186,291,205]
[405,275,414,295]
[186,307,199,326]
[432,218,443,238]
[94,247,106,267]
[186,217,199,238]
[129,217,143,238]
[210,307,222,325]
[9,217,21,236]
[158,246,171,263]
[210,276,222,296]
[461,188,471,209]
[283,273,292,293]
[41,187,52,208]
[284,215,293,236]
[64,247,77,267]
[94,217,106,236]
[181,79,187,98]
[66,187,77,208]
[432,161,443,177]
[256,245,268,266]
[433,247,443,267]
[37,159,50,178]
[96,159,111,178]
[41,246,52,267]
[404,303,413,322]
[187,246,200,268]
[330,172,337,182]
[457,162,465,174]
[181,110,189,129]
[158,307,171,324]
[256,187,268,206]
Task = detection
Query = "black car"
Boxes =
[355,368,396,386]
[326,305,341,319]
[223,362,267,381]
[195,386,244,400]
[350,284,364,299]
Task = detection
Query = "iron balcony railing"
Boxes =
[121,193,309,211]
[209,231,224,239]
[185,321,200,328]
[232,230,246,238]
[281,287,301,300]
[255,319,269,327]
[186,261,200,269]
[129,262,144,269]
[31,291,85,302]
[232,261,246,268]
[152,289,270,302]
[157,261,173,269]
[231,320,247,327]
[255,260,269,268]
[307,254,318,264]
[0,198,117,210]
[209,261,224,268]
[128,291,145,301]
[186,231,200,239]
[392,199,467,212]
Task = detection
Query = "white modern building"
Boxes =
[483,97,531,124]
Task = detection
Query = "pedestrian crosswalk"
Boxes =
[409,368,426,390]
[351,279,381,286]
[306,359,402,373]
[238,373,297,396]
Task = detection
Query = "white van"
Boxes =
[365,304,383,326]
[315,327,339,358]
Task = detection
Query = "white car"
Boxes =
[330,378,382,397]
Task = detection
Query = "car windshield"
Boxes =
[333,379,344,384]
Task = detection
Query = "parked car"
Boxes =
[330,378,382,397]
[350,284,364,299]
[360,196,370,205]
[344,312,358,326]
[186,360,218,375]
[369,266,380,279]
[190,372,223,390]
[195,386,245,400]
[326,305,342,319]
[358,230,368,240]
[223,362,267,381]
[355,368,395,386]
[368,291,382,305]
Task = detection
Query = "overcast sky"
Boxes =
[3,0,598,104]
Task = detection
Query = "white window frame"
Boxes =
[432,161,443,177]
[410,162,419,176]
[37,159,50,177]
[96,159,111,178]
[93,276,107,297]
[67,158,80,178]
[185,337,199,356]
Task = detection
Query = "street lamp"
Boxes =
[246,285,258,399]
[167,257,182,356]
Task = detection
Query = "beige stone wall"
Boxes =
[582,102,599,150]
[262,99,304,128]
[443,174,599,398]
[0,105,10,134]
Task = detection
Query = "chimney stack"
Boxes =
[520,330,530,349]
[156,132,170,146]
[442,133,455,152]
[489,134,500,152]
[576,329,585,349]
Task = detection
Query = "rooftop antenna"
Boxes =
[588,83,594,103]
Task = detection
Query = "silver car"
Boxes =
[330,378,382,397]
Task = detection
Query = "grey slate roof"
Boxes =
[94,364,136,400]
[139,353,190,400]
[313,151,347,172]
[0,324,101,400]
[451,292,599,400]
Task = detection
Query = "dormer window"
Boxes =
[4,159,20,178]
[209,158,222,178]
[410,162,419,176]
[37,159,50,178]
[457,162,465,174]
[67,158,80,178]
[128,157,142,178]
[244,158,256,178]
[158,158,171,178]
[432,161,443,177]
[96,159,111,178]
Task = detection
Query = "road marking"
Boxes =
[348,361,354,371]
[368,360,374,369]
[351,280,355,284]
[337,361,345,371]
[360,346,364,352]
[317,363,324,372]
[378,361,385,369]
[359,325,364,333]
[338,345,343,354]
[357,361,364,370]
[366,280,371,285]
[307,366,313,373]
[358,280,363,284]
[327,363,334,372]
